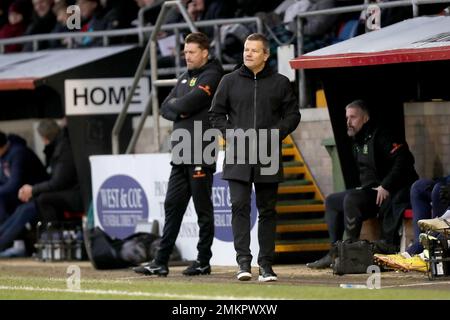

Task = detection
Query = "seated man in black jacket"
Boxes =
[307,100,418,269]
[0,119,83,257]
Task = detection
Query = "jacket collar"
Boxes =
[238,63,275,79]
[187,58,219,77]
[353,121,375,145]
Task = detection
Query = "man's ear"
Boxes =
[202,49,209,59]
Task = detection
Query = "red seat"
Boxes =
[403,209,413,219]
[63,211,85,220]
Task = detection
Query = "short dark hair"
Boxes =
[185,32,210,51]
[346,99,370,117]
[0,131,6,147]
[246,33,270,54]
[37,119,60,142]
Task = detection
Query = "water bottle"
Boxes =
[63,230,72,261]
[51,229,63,261]
[74,227,84,260]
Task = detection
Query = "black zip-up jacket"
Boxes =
[209,63,301,183]
[160,58,224,168]
[32,130,80,197]
[0,134,48,199]
[352,122,418,194]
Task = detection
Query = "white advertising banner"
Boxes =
[90,152,260,266]
[65,78,150,115]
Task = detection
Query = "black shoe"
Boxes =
[182,260,211,276]
[133,260,169,277]
[236,261,252,281]
[258,265,277,282]
[306,253,332,269]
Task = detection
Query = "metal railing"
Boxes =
[0,17,262,54]
[111,0,197,155]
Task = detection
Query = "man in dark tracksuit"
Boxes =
[307,100,418,269]
[0,120,83,254]
[133,32,224,277]
[209,33,301,282]
[0,132,48,225]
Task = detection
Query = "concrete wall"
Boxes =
[133,116,173,154]
[404,101,450,179]
[291,108,335,197]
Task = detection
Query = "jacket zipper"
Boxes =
[253,76,257,159]
[253,76,257,129]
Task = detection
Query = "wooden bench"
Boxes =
[400,209,413,253]
[359,209,414,252]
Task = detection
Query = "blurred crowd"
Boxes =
[0,0,447,54]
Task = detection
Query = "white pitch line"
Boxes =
[0,285,276,300]
[382,281,450,289]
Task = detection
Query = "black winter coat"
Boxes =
[209,64,301,183]
[32,130,79,197]
[352,123,418,194]
[160,59,224,168]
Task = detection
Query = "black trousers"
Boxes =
[0,193,21,225]
[325,188,379,243]
[35,188,84,224]
[156,165,214,265]
[228,180,278,267]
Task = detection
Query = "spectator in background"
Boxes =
[48,0,72,48]
[75,0,114,47]
[132,0,160,26]
[0,0,15,28]
[22,0,56,51]
[101,0,139,30]
[0,119,83,258]
[186,0,236,38]
[281,0,338,52]
[0,130,47,225]
[0,0,31,52]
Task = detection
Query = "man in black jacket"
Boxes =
[209,33,301,282]
[133,32,224,277]
[18,119,83,223]
[307,100,418,269]
[0,119,83,256]
[0,131,47,225]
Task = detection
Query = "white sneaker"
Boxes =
[0,246,26,258]
[418,218,450,232]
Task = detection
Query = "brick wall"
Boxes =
[404,101,450,179]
